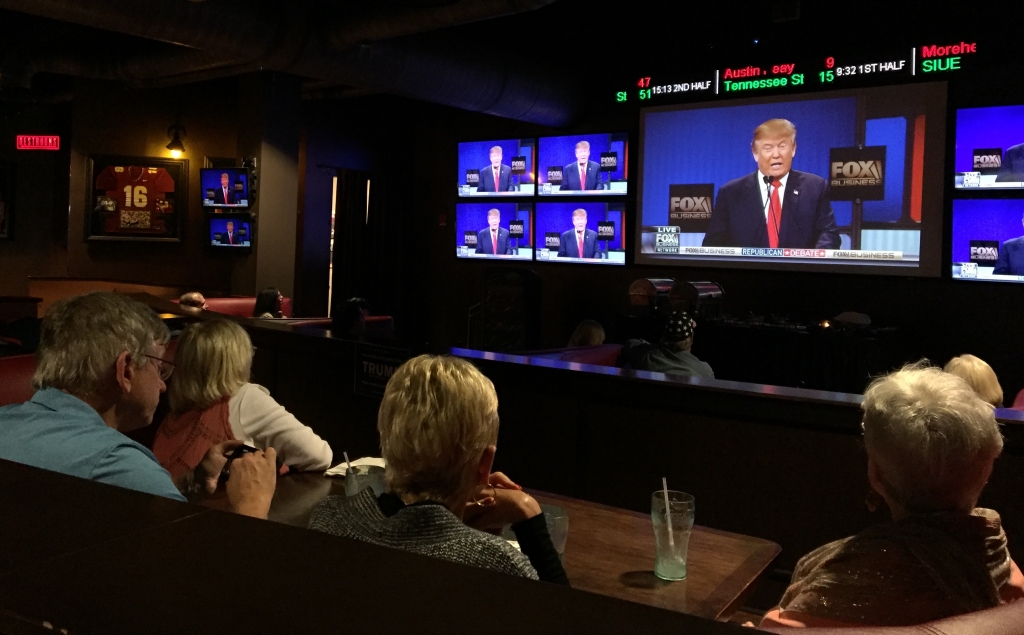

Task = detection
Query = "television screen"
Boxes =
[201,168,251,209]
[636,83,946,276]
[952,199,1024,283]
[953,105,1024,190]
[534,201,626,265]
[455,203,533,260]
[209,216,251,249]
[537,132,629,195]
[457,139,536,197]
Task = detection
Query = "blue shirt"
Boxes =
[0,388,185,501]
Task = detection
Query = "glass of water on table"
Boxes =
[651,490,695,581]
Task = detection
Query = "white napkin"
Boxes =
[324,456,386,477]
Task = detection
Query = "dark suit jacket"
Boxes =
[702,170,841,249]
[477,164,513,192]
[994,235,1024,275]
[558,228,598,258]
[475,227,511,255]
[213,186,238,205]
[996,143,1024,183]
[219,231,241,245]
[560,161,601,191]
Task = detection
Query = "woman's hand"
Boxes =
[464,487,541,531]
[487,471,522,491]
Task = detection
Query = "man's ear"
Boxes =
[475,444,497,486]
[115,351,134,394]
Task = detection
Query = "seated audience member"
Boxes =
[945,354,1004,408]
[620,310,713,379]
[178,292,208,310]
[0,292,276,518]
[252,287,284,318]
[567,319,605,347]
[153,320,332,479]
[308,355,568,585]
[762,364,1024,628]
[331,297,370,340]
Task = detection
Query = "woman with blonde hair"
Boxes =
[944,354,1004,407]
[567,319,605,347]
[153,320,331,479]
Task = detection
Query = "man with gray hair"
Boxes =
[762,363,1023,628]
[0,292,277,518]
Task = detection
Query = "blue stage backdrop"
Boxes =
[952,199,1024,263]
[537,133,627,184]
[535,201,626,251]
[457,139,536,186]
[640,97,867,227]
[209,217,251,244]
[955,105,1024,173]
[455,203,533,248]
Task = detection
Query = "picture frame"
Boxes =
[85,155,187,242]
[0,159,14,240]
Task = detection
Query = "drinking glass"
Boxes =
[345,465,386,497]
[540,504,569,561]
[651,490,695,581]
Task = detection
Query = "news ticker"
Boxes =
[645,229,904,261]
[617,40,976,103]
[954,262,1024,281]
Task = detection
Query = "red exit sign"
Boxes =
[16,135,60,150]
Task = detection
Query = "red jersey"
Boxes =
[95,166,175,232]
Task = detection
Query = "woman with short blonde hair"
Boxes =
[944,354,1004,408]
[153,320,331,479]
[309,355,568,585]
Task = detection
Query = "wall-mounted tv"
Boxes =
[952,199,1024,283]
[455,202,533,260]
[457,139,536,197]
[953,105,1024,190]
[635,83,947,277]
[201,167,251,209]
[208,215,251,250]
[537,132,628,195]
[534,201,626,265]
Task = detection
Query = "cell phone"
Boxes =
[219,444,259,483]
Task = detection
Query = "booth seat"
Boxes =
[516,344,624,366]
[173,296,293,318]
[761,600,1024,635]
[0,354,36,407]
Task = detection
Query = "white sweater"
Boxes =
[228,383,332,471]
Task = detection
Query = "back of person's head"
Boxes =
[178,292,206,309]
[33,292,170,396]
[944,354,1004,408]
[661,310,695,351]
[378,355,498,504]
[334,297,369,336]
[253,288,281,317]
[168,320,252,414]
[862,362,1003,514]
[567,320,605,347]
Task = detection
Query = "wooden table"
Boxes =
[206,472,780,621]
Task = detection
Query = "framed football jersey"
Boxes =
[86,155,187,242]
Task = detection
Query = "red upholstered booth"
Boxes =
[0,354,36,407]
[557,344,623,366]
[174,296,293,318]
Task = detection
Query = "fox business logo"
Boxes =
[974,154,1002,170]
[545,232,561,248]
[510,156,526,173]
[600,152,618,170]
[508,220,525,238]
[547,166,563,183]
[969,240,1000,264]
[464,231,478,247]
[669,196,712,220]
[831,160,884,187]
[654,230,680,252]
[466,170,480,185]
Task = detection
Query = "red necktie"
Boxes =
[223,188,229,204]
[228,232,233,244]
[767,180,783,248]
[577,232,584,258]
[494,167,500,190]
[579,165,587,190]
[492,231,498,255]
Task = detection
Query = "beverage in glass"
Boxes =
[651,490,695,581]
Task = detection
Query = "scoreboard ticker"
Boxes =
[615,40,978,104]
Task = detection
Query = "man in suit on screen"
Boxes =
[560,141,601,191]
[215,173,238,205]
[219,221,240,245]
[477,146,513,192]
[994,211,1024,275]
[475,208,511,255]
[558,208,598,258]
[702,119,840,249]
[996,143,1024,183]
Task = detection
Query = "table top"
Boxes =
[203,472,780,621]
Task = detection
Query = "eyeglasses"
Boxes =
[141,354,175,381]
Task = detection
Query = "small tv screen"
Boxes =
[457,139,536,197]
[537,132,629,195]
[455,203,533,260]
[201,167,251,209]
[636,83,947,277]
[534,201,626,265]
[209,216,251,249]
[952,199,1024,283]
[954,105,1024,190]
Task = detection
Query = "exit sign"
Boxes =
[16,135,60,150]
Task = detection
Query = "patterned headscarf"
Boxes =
[663,310,694,343]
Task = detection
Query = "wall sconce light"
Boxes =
[166,124,186,159]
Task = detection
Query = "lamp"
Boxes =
[166,124,186,158]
